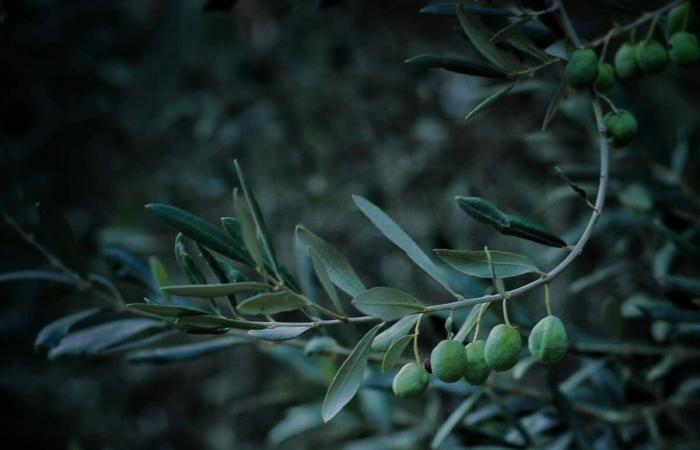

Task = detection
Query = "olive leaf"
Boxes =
[419,3,515,17]
[234,160,281,277]
[456,196,567,247]
[175,315,267,330]
[430,390,484,449]
[453,303,489,343]
[295,225,366,297]
[456,4,523,72]
[161,282,270,298]
[146,203,253,266]
[435,249,542,278]
[465,82,518,120]
[233,188,265,268]
[404,55,506,78]
[127,302,210,317]
[175,233,220,313]
[352,287,426,321]
[490,16,533,43]
[381,334,414,373]
[321,323,384,422]
[353,195,457,296]
[48,319,164,359]
[149,256,171,303]
[542,79,568,131]
[308,248,345,315]
[128,336,249,364]
[248,326,312,341]
[371,314,420,351]
[35,307,102,349]
[237,291,310,315]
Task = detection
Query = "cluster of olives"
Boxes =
[563,4,698,148]
[392,315,569,398]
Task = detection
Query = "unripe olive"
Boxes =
[668,3,696,34]
[595,62,615,92]
[614,42,639,80]
[392,362,430,398]
[635,39,669,73]
[604,109,638,148]
[669,32,700,65]
[528,316,568,363]
[430,339,468,383]
[484,324,521,371]
[464,340,491,385]
[565,49,599,88]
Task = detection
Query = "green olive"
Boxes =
[528,316,568,363]
[595,62,615,92]
[669,32,700,65]
[430,339,468,383]
[667,3,696,34]
[635,39,669,74]
[392,362,430,398]
[464,340,491,385]
[565,48,599,88]
[604,109,638,148]
[484,324,522,371]
[614,42,639,80]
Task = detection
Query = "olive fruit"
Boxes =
[528,316,569,363]
[565,48,599,88]
[484,324,522,371]
[392,362,430,398]
[669,32,700,65]
[635,39,669,73]
[668,3,696,34]
[614,42,639,80]
[604,109,638,148]
[464,340,491,385]
[595,62,615,92]
[430,339,468,383]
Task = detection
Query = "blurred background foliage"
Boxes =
[1,0,700,449]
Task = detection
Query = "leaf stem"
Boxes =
[413,313,423,364]
[544,282,553,316]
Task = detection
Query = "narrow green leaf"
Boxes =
[48,319,163,359]
[146,203,253,266]
[456,4,523,72]
[35,307,102,349]
[381,334,414,372]
[352,287,426,321]
[456,196,510,228]
[465,82,517,120]
[405,55,506,78]
[435,249,541,278]
[175,315,267,330]
[161,282,270,298]
[371,314,420,351]
[149,256,171,303]
[353,195,457,296]
[309,248,345,315]
[502,214,567,247]
[453,304,487,343]
[233,188,265,268]
[490,16,533,43]
[430,390,483,449]
[248,326,312,341]
[175,233,220,313]
[295,225,365,297]
[420,3,515,17]
[238,291,310,315]
[542,79,567,131]
[127,302,209,317]
[234,160,280,276]
[128,336,249,363]
[322,323,384,422]
[506,33,553,62]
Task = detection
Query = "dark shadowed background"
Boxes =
[1,0,699,449]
